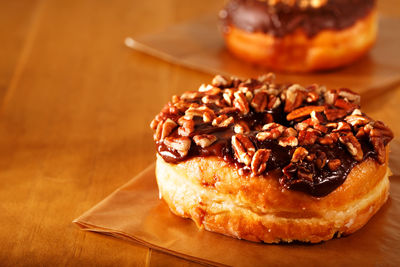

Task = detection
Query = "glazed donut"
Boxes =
[150,73,393,243]
[219,0,377,72]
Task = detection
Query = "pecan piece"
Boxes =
[251,149,271,175]
[231,134,255,166]
[257,123,285,140]
[278,136,298,147]
[233,91,250,115]
[339,133,363,161]
[338,88,360,105]
[334,98,357,113]
[298,128,319,145]
[212,114,234,127]
[181,91,203,100]
[222,89,234,106]
[193,134,217,148]
[185,106,215,123]
[154,118,177,141]
[344,115,370,127]
[284,84,306,112]
[211,75,231,88]
[328,159,341,171]
[315,151,327,169]
[286,106,325,121]
[251,91,268,112]
[164,136,191,157]
[324,107,348,121]
[291,147,309,163]
[177,117,194,137]
[333,122,352,132]
[234,121,250,134]
[282,127,297,137]
[267,95,281,109]
[258,73,275,83]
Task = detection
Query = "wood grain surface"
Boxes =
[0,0,399,266]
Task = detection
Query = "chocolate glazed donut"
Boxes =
[151,74,393,243]
[219,0,378,72]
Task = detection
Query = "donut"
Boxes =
[219,0,377,72]
[150,73,393,243]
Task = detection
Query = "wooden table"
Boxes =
[1,0,399,266]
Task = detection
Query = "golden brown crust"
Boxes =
[155,148,390,243]
[223,8,377,72]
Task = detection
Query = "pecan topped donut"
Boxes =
[151,74,393,197]
[151,74,393,243]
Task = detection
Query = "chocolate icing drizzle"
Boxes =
[220,0,376,38]
[151,75,393,197]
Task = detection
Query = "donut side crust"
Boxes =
[223,9,377,72]
[155,150,390,243]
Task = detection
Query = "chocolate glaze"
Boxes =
[220,0,376,38]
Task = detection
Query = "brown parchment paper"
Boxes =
[125,15,400,94]
[74,140,400,267]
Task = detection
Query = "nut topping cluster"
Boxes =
[151,74,394,197]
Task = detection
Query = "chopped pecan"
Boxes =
[338,88,360,105]
[164,136,191,157]
[185,106,215,123]
[351,109,362,116]
[306,91,319,103]
[234,121,250,134]
[324,107,348,121]
[287,106,325,121]
[318,135,334,145]
[233,91,250,114]
[201,95,225,107]
[251,91,268,112]
[315,151,327,169]
[333,121,352,132]
[231,134,255,166]
[284,84,306,112]
[257,123,285,140]
[324,90,337,105]
[203,87,221,96]
[212,115,234,127]
[298,128,319,145]
[211,75,231,88]
[222,88,234,106]
[370,137,386,164]
[251,149,271,175]
[282,127,297,137]
[171,95,180,104]
[181,91,203,100]
[177,117,194,137]
[278,136,298,147]
[258,73,275,83]
[339,133,363,161]
[294,122,309,131]
[291,147,308,163]
[267,95,281,109]
[154,118,177,141]
[334,98,357,113]
[344,115,370,127]
[198,84,214,92]
[370,121,394,144]
[328,159,341,171]
[193,134,217,148]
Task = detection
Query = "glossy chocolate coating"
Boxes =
[220,0,375,37]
